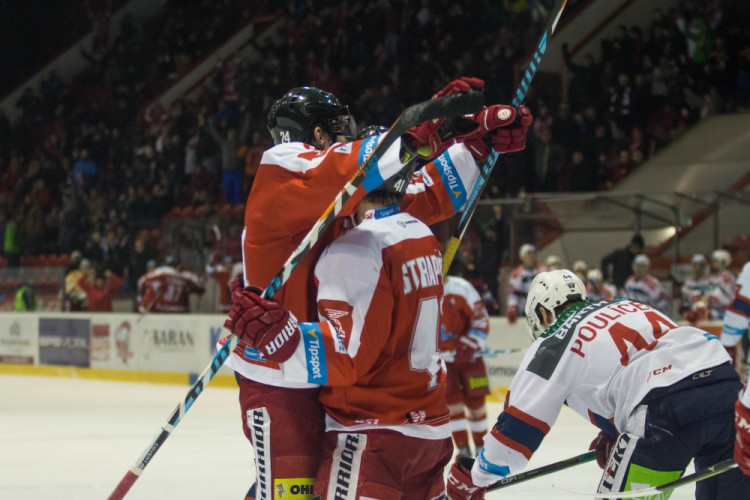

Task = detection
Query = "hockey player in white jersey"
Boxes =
[446,269,750,499]
[506,243,545,324]
[725,262,750,476]
[709,249,737,320]
[623,253,670,313]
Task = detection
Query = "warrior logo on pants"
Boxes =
[326,433,367,500]
[250,408,272,499]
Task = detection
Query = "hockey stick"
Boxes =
[442,0,568,277]
[486,450,596,491]
[107,91,484,500]
[562,458,737,498]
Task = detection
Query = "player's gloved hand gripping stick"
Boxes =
[107,89,485,500]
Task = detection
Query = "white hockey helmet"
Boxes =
[546,254,562,269]
[691,254,707,265]
[519,243,536,259]
[573,260,588,274]
[587,268,603,283]
[525,269,587,340]
[711,249,731,268]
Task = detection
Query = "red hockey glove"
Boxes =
[405,77,485,160]
[589,430,616,469]
[447,457,486,500]
[433,77,485,99]
[228,276,244,298]
[506,305,518,325]
[224,287,300,363]
[735,397,750,475]
[462,105,533,162]
[454,336,481,364]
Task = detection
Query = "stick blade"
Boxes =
[401,90,485,128]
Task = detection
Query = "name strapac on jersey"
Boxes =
[402,254,442,294]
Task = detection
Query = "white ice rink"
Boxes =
[0,375,697,499]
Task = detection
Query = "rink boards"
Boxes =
[0,312,721,401]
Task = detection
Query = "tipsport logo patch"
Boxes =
[435,152,466,212]
[358,135,386,193]
[302,324,328,384]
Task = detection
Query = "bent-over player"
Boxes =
[446,269,750,499]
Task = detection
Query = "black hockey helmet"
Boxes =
[357,125,388,139]
[267,87,357,147]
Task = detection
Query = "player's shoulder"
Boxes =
[261,142,326,173]
[720,270,736,283]
[445,274,471,288]
[510,266,525,278]
[444,275,474,296]
[643,275,661,289]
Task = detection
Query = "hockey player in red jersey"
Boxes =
[440,274,491,458]
[137,257,205,313]
[446,269,750,499]
[230,159,453,497]
[222,81,533,499]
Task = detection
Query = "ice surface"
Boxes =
[0,375,696,499]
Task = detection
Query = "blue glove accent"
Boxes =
[468,329,488,341]
[476,448,510,478]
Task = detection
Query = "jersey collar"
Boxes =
[539,301,592,339]
[362,203,401,221]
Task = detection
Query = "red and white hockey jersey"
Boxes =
[474,298,730,483]
[623,274,670,313]
[708,269,737,319]
[137,266,205,313]
[440,275,490,362]
[280,206,450,439]
[225,136,480,388]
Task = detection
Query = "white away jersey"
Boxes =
[280,206,450,440]
[480,298,729,477]
[507,264,546,314]
[722,261,750,349]
[624,274,670,313]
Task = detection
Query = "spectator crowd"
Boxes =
[0,0,748,315]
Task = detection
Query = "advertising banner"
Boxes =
[0,316,38,364]
[484,318,531,397]
[39,317,90,367]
